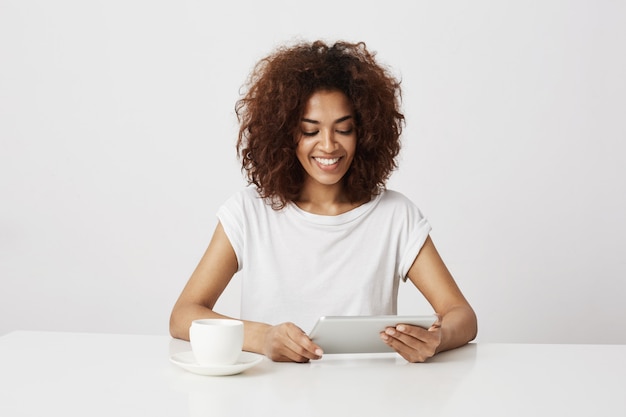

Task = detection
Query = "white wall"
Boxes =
[1,0,624,344]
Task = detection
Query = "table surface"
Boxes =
[1,331,625,416]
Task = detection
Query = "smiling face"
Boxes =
[295,90,357,196]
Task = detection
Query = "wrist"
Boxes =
[243,321,271,355]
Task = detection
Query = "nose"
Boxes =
[319,129,338,152]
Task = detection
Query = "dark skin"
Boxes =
[170,90,477,362]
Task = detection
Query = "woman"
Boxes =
[170,40,477,363]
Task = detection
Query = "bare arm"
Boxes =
[381,236,477,361]
[169,222,322,362]
[169,222,241,339]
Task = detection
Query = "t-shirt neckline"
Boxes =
[285,191,385,226]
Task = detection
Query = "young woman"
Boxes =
[170,40,477,363]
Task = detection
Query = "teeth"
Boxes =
[314,157,340,166]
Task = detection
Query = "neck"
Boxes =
[295,179,354,215]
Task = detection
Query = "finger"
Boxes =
[380,333,432,363]
[281,339,319,362]
[381,326,438,363]
[394,324,433,343]
[381,327,417,350]
[380,330,420,362]
[266,323,314,362]
[287,323,323,353]
[268,337,311,363]
[397,324,442,349]
[283,325,323,362]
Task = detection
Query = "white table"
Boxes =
[1,331,625,416]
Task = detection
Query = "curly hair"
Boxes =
[235,40,404,209]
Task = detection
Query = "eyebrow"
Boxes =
[301,115,353,125]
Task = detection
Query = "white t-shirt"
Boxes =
[217,187,432,333]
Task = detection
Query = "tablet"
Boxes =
[309,314,438,354]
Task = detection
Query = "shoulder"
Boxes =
[375,189,427,218]
[378,189,418,208]
[222,187,263,207]
[219,186,277,217]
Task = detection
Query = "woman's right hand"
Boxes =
[262,322,324,362]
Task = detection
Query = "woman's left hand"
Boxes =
[380,315,442,363]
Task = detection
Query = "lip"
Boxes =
[312,156,343,170]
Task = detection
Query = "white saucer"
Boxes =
[170,351,264,376]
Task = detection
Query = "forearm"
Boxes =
[169,302,271,355]
[169,302,231,341]
[437,305,478,353]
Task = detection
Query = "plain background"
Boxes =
[1,0,625,343]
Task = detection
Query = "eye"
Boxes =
[336,128,354,135]
[301,130,318,137]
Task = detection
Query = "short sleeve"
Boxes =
[395,194,432,280]
[216,192,245,272]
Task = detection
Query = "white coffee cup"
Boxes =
[189,319,244,366]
